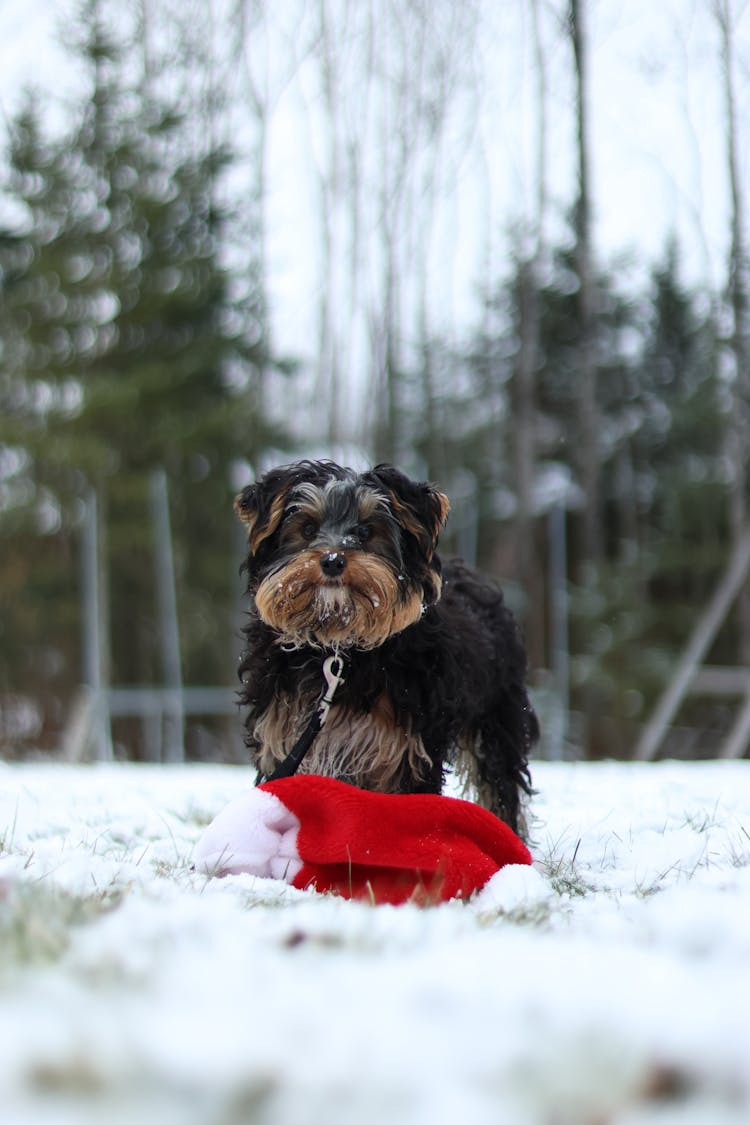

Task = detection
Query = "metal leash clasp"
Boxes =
[318,654,345,728]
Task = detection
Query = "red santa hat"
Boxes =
[194,775,532,906]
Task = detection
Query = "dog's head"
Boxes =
[235,460,450,648]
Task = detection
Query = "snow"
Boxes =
[1,759,749,1125]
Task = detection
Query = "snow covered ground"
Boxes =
[1,758,749,1125]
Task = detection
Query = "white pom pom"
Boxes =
[472,863,552,913]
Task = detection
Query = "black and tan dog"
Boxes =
[235,460,537,835]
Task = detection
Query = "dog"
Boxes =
[234,460,537,835]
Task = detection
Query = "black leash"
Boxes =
[256,654,346,785]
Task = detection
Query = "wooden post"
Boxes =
[149,468,185,763]
[547,501,569,760]
[81,484,113,760]
[634,527,750,761]
[719,687,750,760]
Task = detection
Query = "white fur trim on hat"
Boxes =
[193,788,302,882]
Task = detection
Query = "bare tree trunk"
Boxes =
[371,11,408,465]
[568,0,601,755]
[514,255,542,655]
[232,2,315,441]
[511,0,548,667]
[715,0,750,661]
[315,0,344,447]
[139,0,155,88]
[344,3,374,452]
[413,34,451,481]
[233,1,478,462]
[235,0,271,425]
[414,126,442,477]
[376,224,401,465]
[569,0,601,572]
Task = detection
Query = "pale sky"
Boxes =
[1,0,747,383]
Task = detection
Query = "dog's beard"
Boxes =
[254,550,429,648]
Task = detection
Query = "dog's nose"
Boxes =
[320,551,347,578]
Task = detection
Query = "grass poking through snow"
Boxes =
[0,878,125,971]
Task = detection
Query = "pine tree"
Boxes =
[634,246,725,637]
[0,9,281,756]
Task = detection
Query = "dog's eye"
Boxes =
[301,521,318,541]
[356,523,373,542]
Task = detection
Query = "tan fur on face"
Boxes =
[387,490,450,559]
[254,550,424,648]
[287,479,386,516]
[234,489,290,554]
[254,691,431,792]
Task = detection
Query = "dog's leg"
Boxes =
[454,715,533,837]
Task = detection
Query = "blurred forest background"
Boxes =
[1,0,749,763]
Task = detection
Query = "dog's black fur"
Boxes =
[235,460,537,835]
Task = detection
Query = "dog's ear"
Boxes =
[365,464,450,559]
[234,472,290,554]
